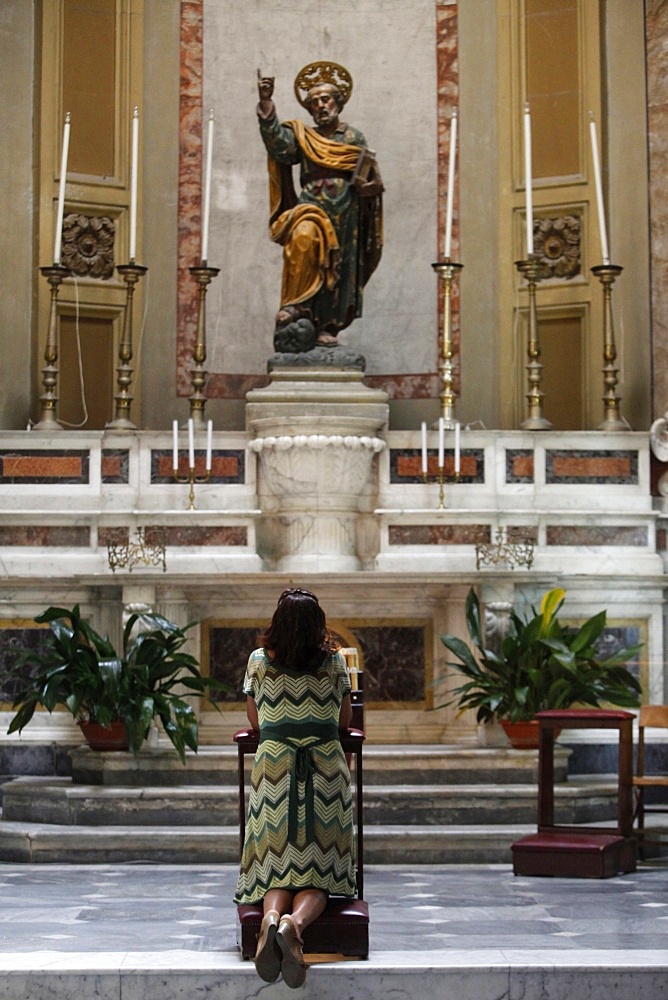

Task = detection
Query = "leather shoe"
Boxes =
[254,910,281,982]
[276,915,307,989]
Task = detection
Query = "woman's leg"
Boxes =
[289,888,328,937]
[263,888,294,918]
[254,890,294,982]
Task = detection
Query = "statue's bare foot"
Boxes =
[275,305,310,327]
[316,332,338,345]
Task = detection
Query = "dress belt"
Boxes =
[259,723,340,844]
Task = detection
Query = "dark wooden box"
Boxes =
[237,897,369,959]
[512,830,635,879]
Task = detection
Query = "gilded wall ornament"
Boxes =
[533,215,581,280]
[61,214,115,279]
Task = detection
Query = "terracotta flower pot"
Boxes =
[500,719,540,750]
[78,720,129,752]
[500,719,561,750]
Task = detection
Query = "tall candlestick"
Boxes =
[454,421,461,474]
[172,419,179,473]
[205,419,213,471]
[129,106,139,262]
[444,109,457,260]
[201,109,214,263]
[421,421,428,474]
[188,417,195,468]
[53,112,71,265]
[589,112,610,265]
[438,417,445,469]
[523,103,533,258]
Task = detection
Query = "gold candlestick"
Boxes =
[33,264,69,430]
[431,260,464,428]
[515,256,552,430]
[591,263,628,431]
[188,263,220,426]
[422,465,460,510]
[173,461,211,511]
[107,262,148,430]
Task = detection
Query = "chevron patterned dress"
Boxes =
[234,648,356,904]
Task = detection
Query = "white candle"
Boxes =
[206,419,213,471]
[188,418,195,469]
[454,421,461,474]
[438,417,445,470]
[444,109,457,260]
[172,420,179,473]
[129,106,139,262]
[589,113,610,265]
[523,103,533,258]
[201,109,214,263]
[421,421,428,474]
[53,112,71,265]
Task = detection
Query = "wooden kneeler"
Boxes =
[234,727,369,959]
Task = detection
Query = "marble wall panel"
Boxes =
[545,449,638,484]
[545,525,648,547]
[101,449,129,484]
[506,449,534,483]
[388,524,490,546]
[0,625,50,704]
[143,526,247,547]
[150,449,245,484]
[390,448,484,483]
[0,450,90,484]
[0,526,90,547]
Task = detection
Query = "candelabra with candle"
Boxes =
[106,262,148,429]
[432,260,464,427]
[515,255,552,430]
[188,263,220,425]
[421,418,461,509]
[172,417,213,509]
[591,263,628,431]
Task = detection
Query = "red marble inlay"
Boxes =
[159,454,240,479]
[551,455,632,479]
[144,525,247,547]
[389,523,489,546]
[396,454,475,478]
[98,527,130,546]
[2,455,82,478]
[0,526,90,546]
[546,525,647,547]
[512,454,534,479]
[100,454,122,479]
[177,0,204,397]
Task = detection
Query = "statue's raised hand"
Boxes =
[257,72,275,103]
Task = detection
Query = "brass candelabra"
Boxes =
[172,418,212,510]
[106,261,148,430]
[515,255,552,430]
[591,263,628,431]
[421,419,461,509]
[431,260,464,427]
[188,263,220,425]
[33,263,70,430]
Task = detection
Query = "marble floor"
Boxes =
[0,861,666,999]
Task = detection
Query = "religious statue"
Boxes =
[256,61,383,367]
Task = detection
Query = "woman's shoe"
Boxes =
[254,910,281,982]
[276,915,307,989]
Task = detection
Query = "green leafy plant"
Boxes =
[4,604,223,763]
[439,587,642,723]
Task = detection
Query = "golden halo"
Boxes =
[294,61,353,108]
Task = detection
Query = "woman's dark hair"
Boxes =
[260,588,338,672]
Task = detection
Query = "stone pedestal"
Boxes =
[246,369,389,571]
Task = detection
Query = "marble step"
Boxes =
[0,816,535,865]
[1,775,618,827]
[68,743,570,786]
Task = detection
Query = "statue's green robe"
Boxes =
[259,114,383,334]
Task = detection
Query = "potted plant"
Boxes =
[4,604,222,763]
[439,587,642,748]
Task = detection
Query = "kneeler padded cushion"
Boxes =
[237,897,369,959]
[512,831,636,879]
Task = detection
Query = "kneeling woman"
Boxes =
[234,588,355,988]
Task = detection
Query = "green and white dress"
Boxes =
[234,648,356,905]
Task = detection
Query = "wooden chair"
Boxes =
[233,726,369,960]
[633,705,668,858]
